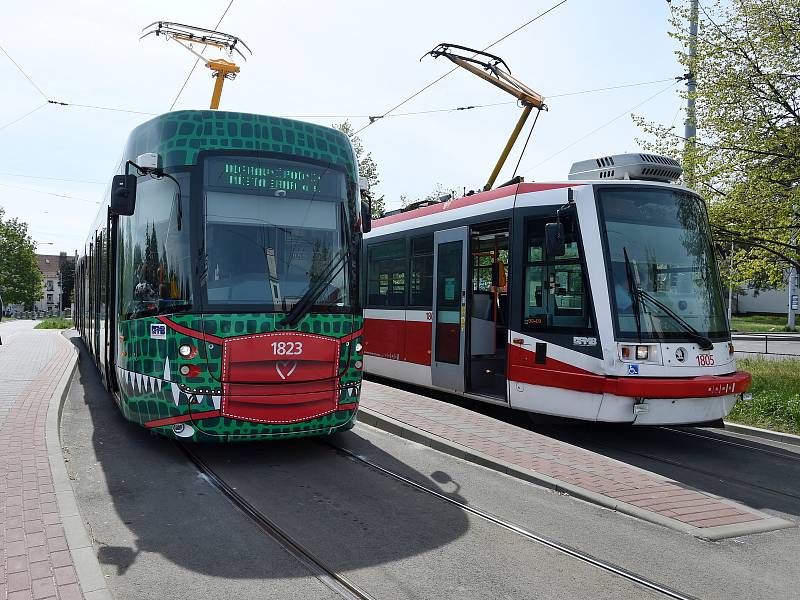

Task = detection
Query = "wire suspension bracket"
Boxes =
[141,21,252,110]
[424,43,547,190]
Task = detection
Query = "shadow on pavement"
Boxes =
[64,336,470,581]
[367,374,800,521]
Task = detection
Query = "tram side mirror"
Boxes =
[361,200,372,233]
[110,174,137,216]
[545,222,565,257]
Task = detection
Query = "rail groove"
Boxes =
[178,443,375,600]
[327,442,698,600]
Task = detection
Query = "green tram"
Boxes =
[75,110,370,441]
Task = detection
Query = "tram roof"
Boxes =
[371,179,690,231]
[122,110,357,178]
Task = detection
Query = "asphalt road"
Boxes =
[62,337,800,599]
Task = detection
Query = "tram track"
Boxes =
[660,426,800,462]
[572,433,800,504]
[177,442,376,600]
[324,441,699,600]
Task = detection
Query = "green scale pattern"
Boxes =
[123,110,357,178]
[115,313,363,441]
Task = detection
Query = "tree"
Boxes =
[0,207,42,309]
[333,120,385,217]
[635,0,800,289]
[59,258,75,310]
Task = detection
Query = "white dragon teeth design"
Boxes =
[171,382,181,406]
[211,395,221,409]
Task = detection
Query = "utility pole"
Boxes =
[684,0,699,188]
[727,239,734,325]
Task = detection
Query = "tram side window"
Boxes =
[367,239,407,306]
[409,235,433,306]
[118,176,192,319]
[523,217,592,332]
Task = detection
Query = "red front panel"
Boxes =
[507,343,752,398]
[221,332,340,423]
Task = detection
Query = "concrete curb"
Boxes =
[723,421,800,447]
[47,332,113,600]
[357,408,794,541]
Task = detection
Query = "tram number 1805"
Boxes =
[696,353,715,366]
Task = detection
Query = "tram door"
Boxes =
[431,227,468,391]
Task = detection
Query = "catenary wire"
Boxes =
[522,80,678,175]
[0,172,105,185]
[0,44,48,100]
[169,0,236,110]
[0,182,100,204]
[48,101,157,116]
[0,102,48,133]
[281,78,678,121]
[354,0,568,134]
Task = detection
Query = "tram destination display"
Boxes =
[211,158,324,194]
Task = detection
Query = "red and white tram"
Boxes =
[362,154,751,425]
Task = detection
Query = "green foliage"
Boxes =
[400,183,457,209]
[333,120,384,217]
[728,357,800,434]
[635,0,800,290]
[34,317,73,329]
[59,258,75,310]
[0,207,42,308]
[730,314,790,332]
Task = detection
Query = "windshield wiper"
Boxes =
[280,237,356,328]
[622,248,643,343]
[622,248,714,350]
[635,289,714,350]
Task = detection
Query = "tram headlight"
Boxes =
[178,344,197,359]
[635,345,649,360]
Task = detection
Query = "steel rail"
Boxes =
[565,432,800,502]
[327,442,698,600]
[178,443,375,600]
[660,427,800,462]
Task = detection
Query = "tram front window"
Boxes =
[203,157,350,311]
[598,187,728,341]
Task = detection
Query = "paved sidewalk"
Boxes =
[358,380,793,540]
[0,321,85,600]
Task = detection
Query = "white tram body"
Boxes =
[362,154,751,425]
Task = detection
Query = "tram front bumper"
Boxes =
[606,393,740,425]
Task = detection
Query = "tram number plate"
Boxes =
[696,353,715,366]
[271,341,303,356]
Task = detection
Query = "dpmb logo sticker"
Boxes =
[150,323,167,340]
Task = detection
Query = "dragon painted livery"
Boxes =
[75,110,367,441]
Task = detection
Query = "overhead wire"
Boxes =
[0,172,106,185]
[168,0,236,110]
[0,102,48,133]
[0,44,48,100]
[48,101,157,116]
[0,182,100,204]
[354,0,568,134]
[523,80,679,174]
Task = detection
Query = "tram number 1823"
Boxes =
[271,341,304,356]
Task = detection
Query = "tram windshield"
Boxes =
[598,187,728,341]
[202,156,350,311]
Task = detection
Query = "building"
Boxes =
[34,252,74,314]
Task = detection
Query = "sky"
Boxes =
[0,0,687,255]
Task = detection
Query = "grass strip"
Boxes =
[34,318,73,330]
[728,357,800,435]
